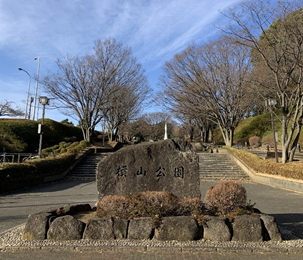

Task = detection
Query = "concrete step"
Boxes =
[67,152,111,180]
[198,152,250,181]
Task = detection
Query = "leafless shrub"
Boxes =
[204,181,247,215]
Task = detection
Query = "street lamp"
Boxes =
[18,68,31,119]
[38,96,49,159]
[267,98,279,163]
[33,56,40,120]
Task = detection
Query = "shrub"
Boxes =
[204,181,247,215]
[249,136,261,147]
[128,191,179,218]
[96,191,204,220]
[96,195,131,219]
[236,138,248,147]
[178,197,205,216]
[25,153,75,176]
[0,153,75,181]
[261,135,274,147]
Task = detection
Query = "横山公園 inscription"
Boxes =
[96,139,200,199]
[115,166,185,179]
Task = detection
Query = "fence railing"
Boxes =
[0,153,38,163]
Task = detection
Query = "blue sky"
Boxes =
[0,0,241,122]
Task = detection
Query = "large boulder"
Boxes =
[96,139,200,200]
[154,216,200,241]
[260,214,282,242]
[22,212,53,240]
[203,216,231,242]
[83,218,115,240]
[232,215,263,242]
[128,218,153,239]
[47,215,85,240]
[113,219,129,239]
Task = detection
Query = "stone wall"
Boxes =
[22,204,282,242]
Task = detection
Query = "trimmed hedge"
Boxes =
[225,147,303,180]
[42,140,90,156]
[0,153,75,181]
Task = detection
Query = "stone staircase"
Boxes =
[198,151,250,181]
[67,152,112,180]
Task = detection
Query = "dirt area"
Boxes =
[73,211,99,224]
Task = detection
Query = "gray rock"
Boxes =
[114,219,129,239]
[83,218,115,240]
[154,216,200,241]
[260,214,282,242]
[47,215,85,240]
[96,139,200,200]
[203,216,231,241]
[128,218,153,240]
[232,215,263,242]
[22,212,52,240]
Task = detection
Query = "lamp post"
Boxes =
[33,57,40,120]
[267,98,279,163]
[38,96,49,159]
[18,68,31,119]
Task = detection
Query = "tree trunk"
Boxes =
[209,129,213,143]
[288,106,303,162]
[220,126,233,147]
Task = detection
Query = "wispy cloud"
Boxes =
[0,0,242,119]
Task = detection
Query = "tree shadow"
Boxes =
[271,213,303,240]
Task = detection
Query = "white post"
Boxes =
[164,122,168,140]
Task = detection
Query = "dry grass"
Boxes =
[226,147,303,180]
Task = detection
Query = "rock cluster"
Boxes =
[22,204,282,242]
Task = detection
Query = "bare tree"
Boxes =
[101,72,151,141]
[43,38,149,142]
[135,112,168,140]
[160,36,253,146]
[0,100,23,117]
[223,0,303,162]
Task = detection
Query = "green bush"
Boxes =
[25,153,75,176]
[42,140,90,156]
[0,153,75,181]
[204,181,247,215]
[0,163,37,180]
[0,119,84,153]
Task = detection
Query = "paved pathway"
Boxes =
[1,250,303,260]
[0,180,98,234]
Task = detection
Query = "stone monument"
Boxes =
[96,139,200,200]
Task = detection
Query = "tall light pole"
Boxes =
[267,98,279,163]
[33,56,40,120]
[38,96,49,159]
[18,68,31,119]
